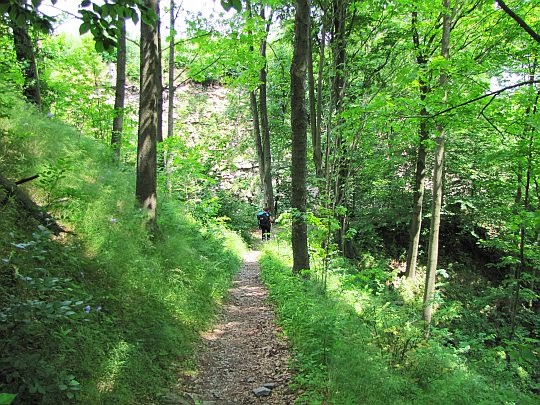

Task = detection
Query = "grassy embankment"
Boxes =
[0,98,246,404]
[259,240,537,405]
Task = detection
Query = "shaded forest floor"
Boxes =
[166,238,297,404]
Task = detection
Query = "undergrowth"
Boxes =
[0,100,245,404]
[259,241,537,404]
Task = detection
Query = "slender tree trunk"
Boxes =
[330,0,348,254]
[423,131,445,327]
[316,21,326,177]
[251,91,265,187]
[291,0,311,274]
[11,11,41,107]
[404,120,428,279]
[246,1,265,195]
[165,0,176,192]
[111,18,127,161]
[136,0,160,229]
[156,2,164,145]
[308,16,323,178]
[423,0,452,328]
[259,8,275,211]
[509,72,538,341]
[405,11,429,279]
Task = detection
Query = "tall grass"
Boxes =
[0,99,245,404]
[259,242,536,404]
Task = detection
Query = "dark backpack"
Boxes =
[257,211,271,227]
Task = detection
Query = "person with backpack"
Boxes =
[257,207,273,241]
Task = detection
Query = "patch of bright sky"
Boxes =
[39,0,232,37]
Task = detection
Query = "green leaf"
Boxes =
[79,22,91,35]
[130,10,139,25]
[80,0,91,7]
[141,9,157,26]
[0,393,17,405]
[220,0,242,12]
[94,40,105,53]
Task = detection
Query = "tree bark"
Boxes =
[111,18,127,161]
[258,7,275,211]
[405,11,429,279]
[423,0,452,328]
[10,4,41,107]
[251,91,265,186]
[316,20,326,178]
[423,131,445,327]
[165,0,177,192]
[291,0,311,274]
[247,1,265,195]
[404,114,428,279]
[308,16,323,178]
[509,69,539,342]
[136,0,160,229]
[330,0,349,254]
[156,1,164,144]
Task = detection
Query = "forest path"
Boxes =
[171,244,296,404]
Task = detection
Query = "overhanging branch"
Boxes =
[496,0,540,43]
[429,79,540,118]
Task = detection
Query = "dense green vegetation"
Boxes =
[261,241,537,404]
[0,97,247,403]
[1,0,539,404]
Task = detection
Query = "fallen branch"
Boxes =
[0,173,65,235]
[15,174,39,185]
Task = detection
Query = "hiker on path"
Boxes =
[257,207,273,241]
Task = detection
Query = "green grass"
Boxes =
[259,242,537,405]
[0,99,245,404]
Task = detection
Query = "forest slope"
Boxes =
[0,96,246,404]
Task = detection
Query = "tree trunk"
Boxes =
[291,0,311,274]
[330,0,348,254]
[259,8,275,211]
[165,0,176,192]
[308,17,323,178]
[11,9,41,107]
[251,91,265,187]
[156,2,164,144]
[404,118,428,279]
[247,1,265,196]
[317,21,326,175]
[509,71,539,341]
[136,0,160,229]
[111,18,127,161]
[423,0,452,328]
[404,11,429,280]
[422,132,445,327]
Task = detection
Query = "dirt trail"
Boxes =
[174,249,296,404]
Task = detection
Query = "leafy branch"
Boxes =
[496,0,540,44]
[429,79,540,118]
